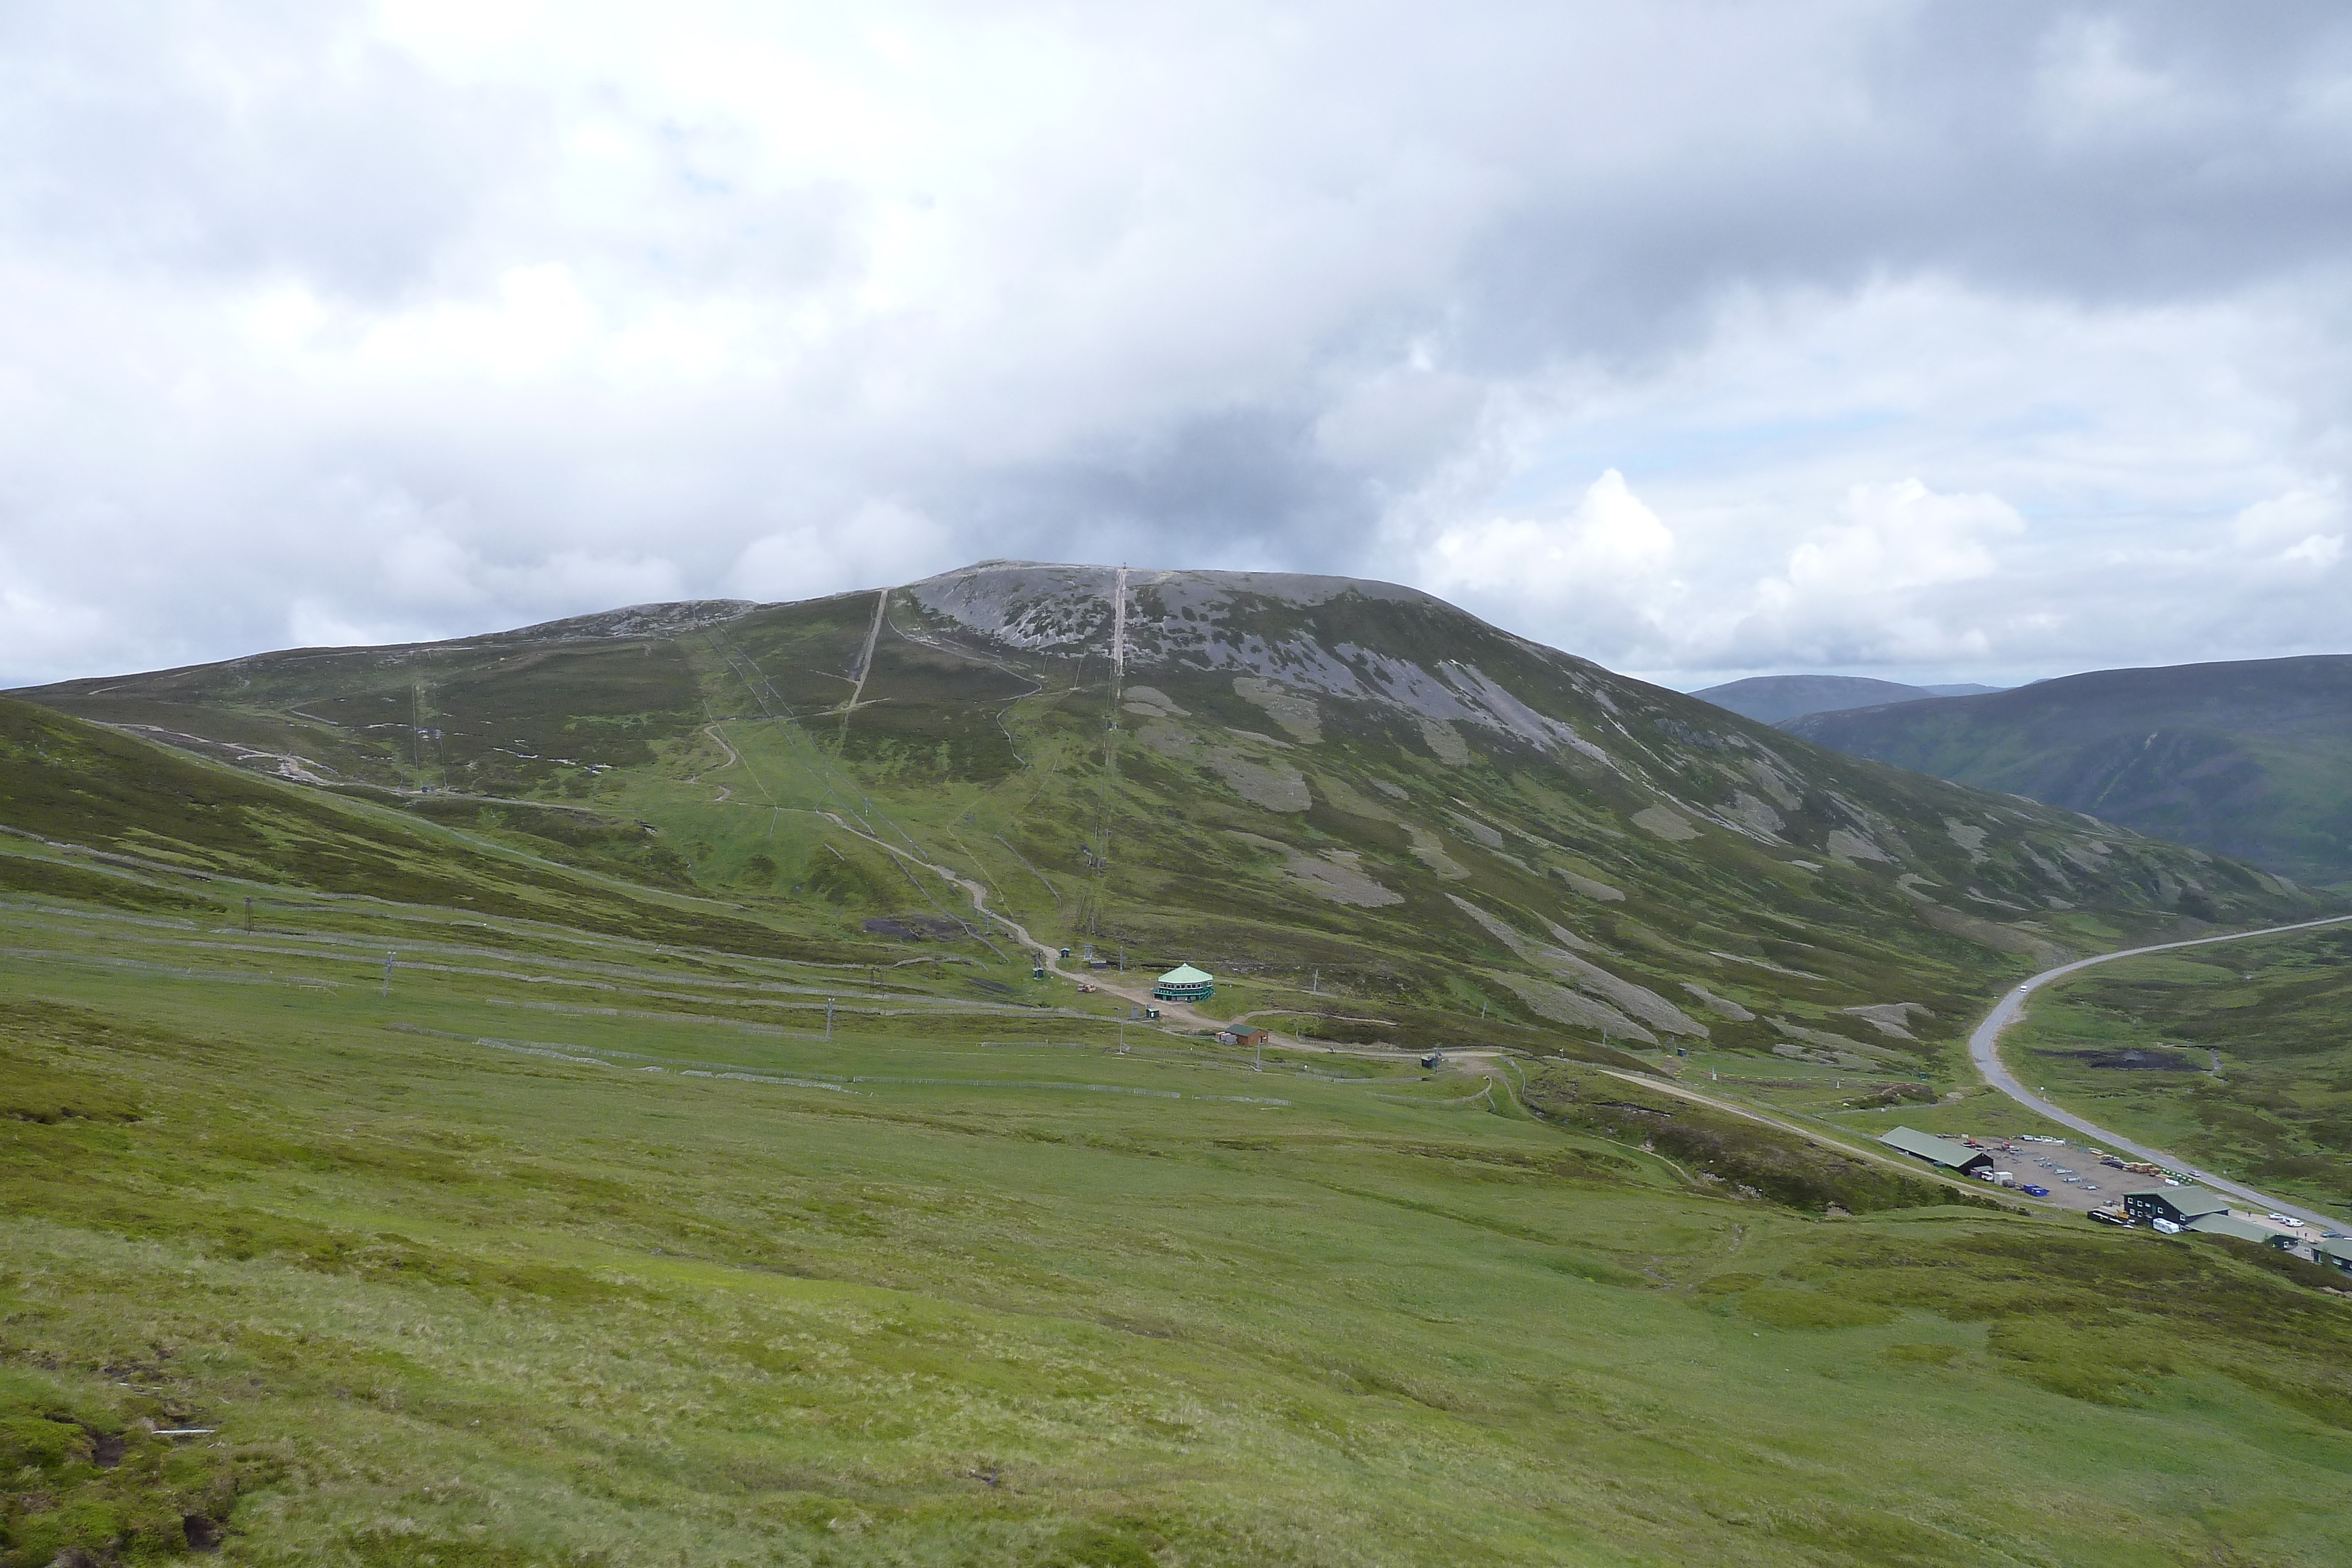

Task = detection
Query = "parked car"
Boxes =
[2022,1184,2051,1196]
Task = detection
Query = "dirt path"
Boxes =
[795,807,1224,1034]
[1970,914,2352,1224]
[697,724,747,803]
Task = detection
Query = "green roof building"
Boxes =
[2316,1238,2352,1275]
[2125,1187,2230,1227]
[1152,963,1214,1002]
[1879,1126,1994,1175]
[2184,1213,2274,1245]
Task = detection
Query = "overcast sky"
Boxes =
[4,1,2350,691]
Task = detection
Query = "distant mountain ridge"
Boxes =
[1693,674,2003,725]
[1785,653,2352,889]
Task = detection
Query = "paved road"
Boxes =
[1970,914,2352,1225]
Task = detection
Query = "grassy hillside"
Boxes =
[12,910,2352,1564]
[16,565,2330,1091]
[0,697,897,965]
[1785,655,2352,891]
[2003,922,2352,1216]
[8,666,2352,1562]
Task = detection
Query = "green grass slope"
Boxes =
[0,697,890,964]
[9,667,2352,1562]
[14,564,2333,1090]
[2005,922,2352,1216]
[1785,654,2352,890]
[12,914,2352,1564]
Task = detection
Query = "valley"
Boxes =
[1785,654,2352,891]
[2002,921,2352,1220]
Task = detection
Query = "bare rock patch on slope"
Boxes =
[1681,982,1755,1021]
[1842,1002,1933,1039]
[1826,828,1893,865]
[1123,685,1190,718]
[1232,676,1322,744]
[1416,718,1472,765]
[1488,972,1658,1045]
[1448,895,1707,1038]
[1231,831,1402,907]
[1632,805,1699,842]
[1553,867,1626,902]
[1315,775,1396,821]
[1404,824,1469,880]
[1140,717,1310,813]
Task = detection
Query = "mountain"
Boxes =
[13,560,2325,1071]
[1785,654,2352,890]
[1692,674,2002,724]
[12,563,2352,1563]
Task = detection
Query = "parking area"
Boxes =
[1959,1135,2173,1213]
[1959,1135,2333,1246]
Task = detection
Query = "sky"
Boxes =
[2,1,2350,692]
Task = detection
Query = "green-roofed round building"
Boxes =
[1152,963,1214,1002]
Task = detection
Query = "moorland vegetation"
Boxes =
[6,563,2351,1564]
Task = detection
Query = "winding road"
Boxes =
[1970,914,2352,1224]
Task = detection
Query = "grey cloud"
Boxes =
[0,2,527,298]
[944,407,1382,572]
[1449,4,2352,373]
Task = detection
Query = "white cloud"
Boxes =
[2281,533,2345,569]
[1792,480,2022,591]
[2232,484,2346,573]
[730,500,952,602]
[1422,471,2030,675]
[1416,470,1676,631]
[1728,481,2026,666]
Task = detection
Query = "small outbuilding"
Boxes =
[1215,1024,1269,1048]
[2124,1187,2230,1228]
[1153,963,1215,1002]
[2316,1238,2352,1275]
[1879,1126,1994,1175]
